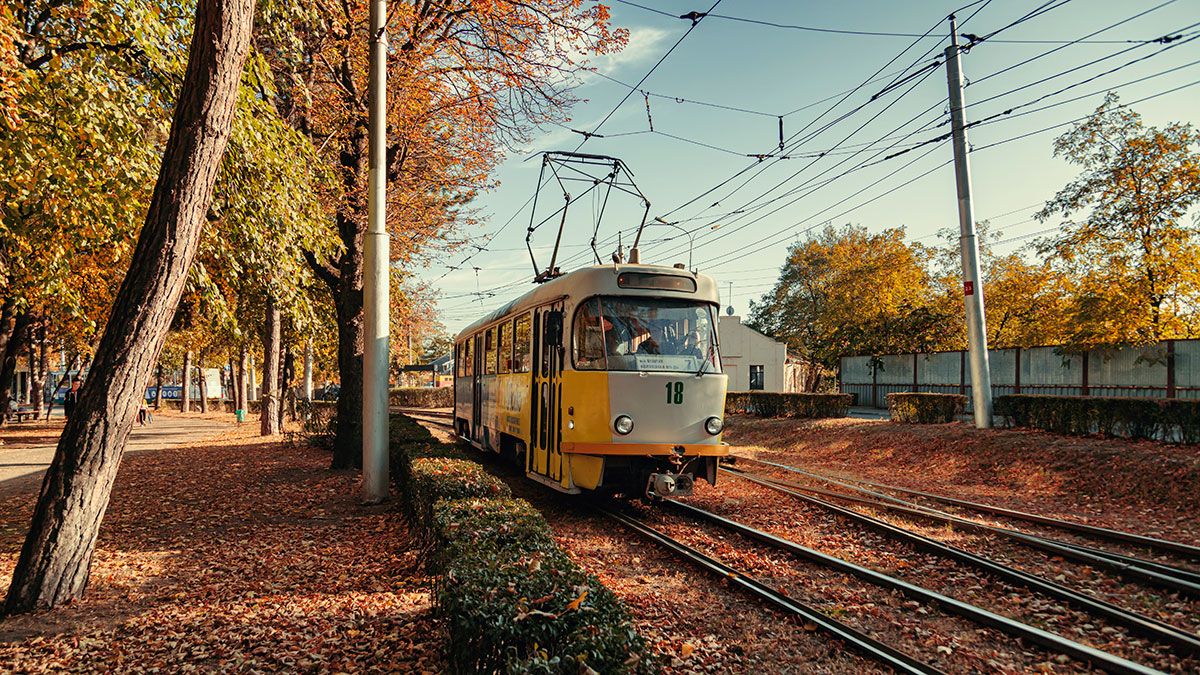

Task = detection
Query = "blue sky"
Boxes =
[419,0,1200,335]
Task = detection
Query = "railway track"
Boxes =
[602,508,946,675]
[613,496,1161,674]
[394,407,455,431]
[721,466,1200,657]
[733,457,1200,598]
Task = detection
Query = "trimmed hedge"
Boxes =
[390,387,453,408]
[431,499,646,674]
[887,392,965,424]
[388,414,652,673]
[725,391,852,418]
[995,394,1200,443]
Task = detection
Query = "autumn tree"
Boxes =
[748,224,949,388]
[262,0,624,467]
[1036,92,1200,349]
[4,0,256,613]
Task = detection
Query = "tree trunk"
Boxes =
[181,350,193,413]
[29,323,44,418]
[248,352,257,402]
[196,358,209,414]
[237,345,248,411]
[154,364,164,410]
[3,0,255,614]
[260,295,281,435]
[0,313,32,422]
[331,281,364,469]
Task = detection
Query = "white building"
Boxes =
[719,315,806,392]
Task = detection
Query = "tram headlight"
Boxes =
[614,415,634,435]
[704,416,724,435]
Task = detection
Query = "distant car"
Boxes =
[314,385,340,401]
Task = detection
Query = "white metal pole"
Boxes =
[303,339,314,401]
[362,0,390,502]
[945,18,993,428]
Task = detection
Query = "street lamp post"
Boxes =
[362,0,390,502]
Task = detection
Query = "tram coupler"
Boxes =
[646,472,694,498]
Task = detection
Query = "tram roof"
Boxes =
[455,263,720,339]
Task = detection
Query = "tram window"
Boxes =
[462,339,473,377]
[572,297,721,374]
[484,327,497,375]
[573,299,607,370]
[498,322,511,374]
[514,315,532,373]
[455,343,462,377]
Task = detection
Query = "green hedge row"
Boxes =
[390,387,453,408]
[995,394,1200,443]
[887,392,966,424]
[725,391,852,418]
[388,415,651,673]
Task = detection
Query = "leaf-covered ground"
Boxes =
[0,420,439,673]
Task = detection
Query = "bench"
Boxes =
[8,408,37,422]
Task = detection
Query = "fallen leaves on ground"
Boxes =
[0,421,440,673]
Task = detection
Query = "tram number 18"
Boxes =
[665,381,684,405]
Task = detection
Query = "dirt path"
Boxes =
[0,414,232,489]
[0,424,440,672]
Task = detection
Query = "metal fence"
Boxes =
[840,340,1200,409]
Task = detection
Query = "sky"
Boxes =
[416,0,1200,336]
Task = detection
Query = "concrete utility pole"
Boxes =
[362,0,390,502]
[944,17,993,428]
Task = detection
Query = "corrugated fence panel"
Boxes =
[840,356,874,385]
[918,352,960,385]
[989,349,1017,386]
[1176,341,1200,399]
[877,354,914,385]
[1089,346,1167,397]
[1021,347,1082,395]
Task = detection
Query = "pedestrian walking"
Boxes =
[63,380,81,419]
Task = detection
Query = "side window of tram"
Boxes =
[498,322,511,374]
[484,328,498,375]
[573,299,606,370]
[462,339,473,377]
[513,315,532,373]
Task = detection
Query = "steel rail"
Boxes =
[659,498,1164,675]
[724,468,1200,656]
[735,459,1200,598]
[744,457,1200,560]
[599,508,945,675]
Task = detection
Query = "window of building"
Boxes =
[498,322,511,374]
[514,314,532,373]
[749,365,765,390]
[484,327,497,375]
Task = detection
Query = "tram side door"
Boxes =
[472,333,483,441]
[530,304,564,481]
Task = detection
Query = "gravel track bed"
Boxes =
[742,461,1200,642]
[679,472,1197,672]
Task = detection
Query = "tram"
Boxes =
[452,262,729,496]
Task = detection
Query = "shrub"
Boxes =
[724,392,852,418]
[407,457,510,529]
[995,394,1200,443]
[390,387,453,408]
[432,499,649,674]
[887,392,966,424]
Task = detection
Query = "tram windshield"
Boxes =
[574,297,720,373]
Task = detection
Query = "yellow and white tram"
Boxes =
[453,263,729,496]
